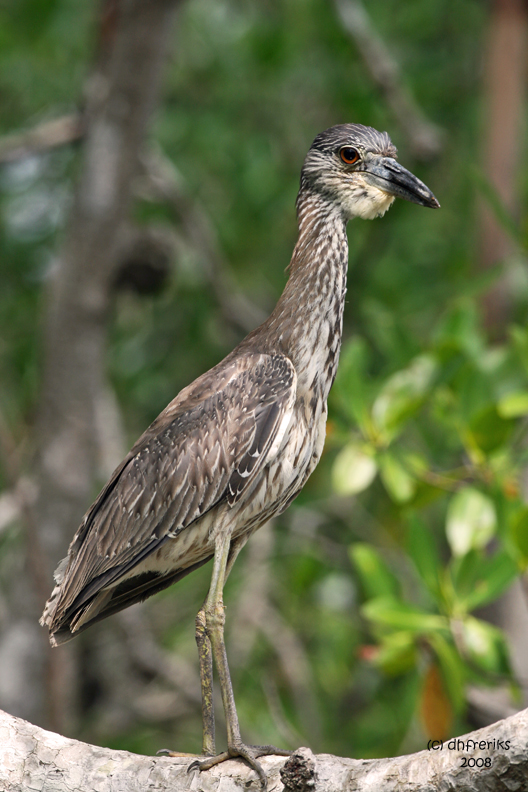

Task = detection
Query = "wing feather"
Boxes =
[42,353,296,637]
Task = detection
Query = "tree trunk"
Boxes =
[0,0,182,735]
[478,0,528,337]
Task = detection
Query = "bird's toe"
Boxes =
[247,743,292,758]
[157,748,202,758]
[187,743,289,790]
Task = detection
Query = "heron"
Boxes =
[41,123,438,788]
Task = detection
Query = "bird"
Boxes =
[41,123,439,789]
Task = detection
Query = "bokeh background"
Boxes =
[1,0,528,763]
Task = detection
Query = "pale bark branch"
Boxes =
[0,114,83,163]
[1,707,527,791]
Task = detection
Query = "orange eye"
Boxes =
[340,146,360,165]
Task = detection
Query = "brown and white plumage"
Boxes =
[41,123,438,787]
[42,352,297,641]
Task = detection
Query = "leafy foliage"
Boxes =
[328,308,528,747]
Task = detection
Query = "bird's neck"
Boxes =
[261,189,349,400]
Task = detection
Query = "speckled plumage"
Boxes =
[41,352,300,642]
[42,123,439,646]
[40,124,438,782]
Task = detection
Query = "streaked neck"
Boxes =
[261,189,349,399]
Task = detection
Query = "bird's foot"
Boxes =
[188,743,291,790]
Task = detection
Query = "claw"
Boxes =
[187,744,290,791]
[190,749,230,772]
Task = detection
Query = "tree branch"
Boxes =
[1,707,527,791]
[0,114,83,163]
[136,146,268,333]
[333,0,442,160]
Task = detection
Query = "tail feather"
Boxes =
[40,555,213,646]
[39,582,62,631]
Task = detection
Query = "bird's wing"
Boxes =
[42,352,296,632]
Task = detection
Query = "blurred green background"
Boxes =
[1,0,528,765]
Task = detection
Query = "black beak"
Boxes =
[363,157,439,208]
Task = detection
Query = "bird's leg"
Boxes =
[206,530,243,747]
[194,533,249,756]
[195,605,215,755]
[224,532,250,578]
[192,533,250,758]
[190,530,290,791]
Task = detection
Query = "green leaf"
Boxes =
[511,507,528,567]
[449,549,481,606]
[406,515,440,597]
[450,549,517,611]
[332,337,372,432]
[433,300,483,359]
[379,452,416,503]
[446,487,496,557]
[350,544,400,601]
[428,632,466,714]
[332,442,377,495]
[461,617,512,677]
[497,392,528,418]
[372,355,437,441]
[362,597,448,634]
[469,405,512,453]
[375,632,417,676]
[465,552,517,610]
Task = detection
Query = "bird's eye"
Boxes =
[340,147,360,165]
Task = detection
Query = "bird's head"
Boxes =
[300,123,439,220]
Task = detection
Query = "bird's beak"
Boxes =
[363,157,440,208]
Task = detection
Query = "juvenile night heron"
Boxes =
[41,124,438,788]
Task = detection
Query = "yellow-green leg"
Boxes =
[194,532,248,756]
[189,531,290,790]
[195,605,215,755]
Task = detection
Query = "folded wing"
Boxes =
[41,352,296,642]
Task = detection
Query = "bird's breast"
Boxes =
[232,395,328,531]
[127,396,328,580]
